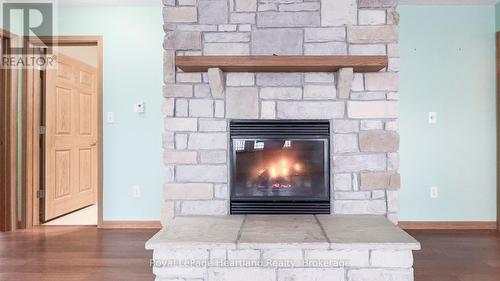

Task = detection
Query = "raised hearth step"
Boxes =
[146,215,420,281]
[146,215,420,250]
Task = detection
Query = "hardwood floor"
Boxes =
[409,230,500,281]
[0,227,156,281]
[0,227,499,281]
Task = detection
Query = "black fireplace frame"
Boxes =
[229,120,331,214]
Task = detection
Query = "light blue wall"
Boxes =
[4,4,497,222]
[496,3,500,30]
[399,5,497,221]
[55,6,163,221]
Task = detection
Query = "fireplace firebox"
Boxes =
[230,120,330,214]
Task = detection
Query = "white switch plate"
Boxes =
[430,186,438,199]
[107,112,114,123]
[132,185,141,198]
[428,112,437,124]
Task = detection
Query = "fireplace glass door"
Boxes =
[231,139,328,201]
[230,120,330,214]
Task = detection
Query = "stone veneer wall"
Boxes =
[162,0,401,225]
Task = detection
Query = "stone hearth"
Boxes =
[147,215,420,281]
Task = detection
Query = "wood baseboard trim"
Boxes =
[99,220,161,229]
[399,221,497,230]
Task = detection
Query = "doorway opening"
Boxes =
[40,45,99,225]
[23,36,103,227]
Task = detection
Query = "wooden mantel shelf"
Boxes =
[175,55,388,73]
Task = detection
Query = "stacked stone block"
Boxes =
[162,0,401,225]
[153,247,414,281]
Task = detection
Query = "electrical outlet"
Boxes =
[428,112,437,124]
[430,186,438,199]
[132,185,141,198]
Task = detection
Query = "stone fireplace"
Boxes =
[161,0,401,224]
[148,1,419,280]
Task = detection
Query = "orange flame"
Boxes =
[270,166,278,178]
[294,163,301,172]
[259,157,303,179]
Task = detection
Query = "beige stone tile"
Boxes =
[238,215,329,249]
[316,215,420,250]
[146,216,244,249]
